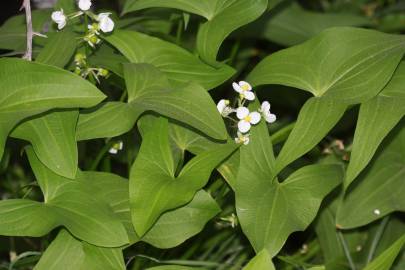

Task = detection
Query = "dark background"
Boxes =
[1,2,21,24]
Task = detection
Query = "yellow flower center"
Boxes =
[241,84,250,91]
[244,115,251,122]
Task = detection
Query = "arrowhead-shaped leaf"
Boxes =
[104,30,234,90]
[247,27,405,104]
[11,110,79,178]
[275,97,346,174]
[0,58,105,159]
[0,147,129,247]
[130,117,237,236]
[34,229,125,270]
[236,120,343,256]
[345,62,405,189]
[337,124,405,229]
[122,0,267,64]
[76,64,228,141]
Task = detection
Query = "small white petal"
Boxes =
[238,120,251,133]
[217,99,227,113]
[97,13,115,32]
[232,82,243,93]
[265,113,277,123]
[78,0,92,11]
[244,91,255,101]
[51,10,67,29]
[236,107,249,120]
[238,81,252,91]
[373,209,381,215]
[118,142,124,150]
[249,112,261,124]
[109,148,118,154]
[261,101,270,112]
[243,137,250,145]
[58,20,66,30]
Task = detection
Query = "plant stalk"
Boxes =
[22,0,33,61]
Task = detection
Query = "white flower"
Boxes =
[97,13,114,33]
[109,141,123,154]
[78,0,92,11]
[236,107,261,133]
[217,99,234,117]
[235,132,250,145]
[259,101,277,123]
[51,9,67,30]
[233,81,255,101]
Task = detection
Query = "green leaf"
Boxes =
[196,0,268,64]
[123,0,267,64]
[363,234,405,270]
[345,62,405,189]
[34,230,125,270]
[0,10,50,51]
[144,114,240,189]
[337,124,405,229]
[142,190,220,248]
[34,230,84,270]
[242,3,370,47]
[123,0,217,18]
[243,250,275,270]
[0,58,105,159]
[130,117,237,236]
[76,102,139,141]
[104,30,234,90]
[80,154,222,248]
[247,27,405,104]
[236,122,343,256]
[10,31,80,178]
[275,97,347,174]
[0,147,129,247]
[36,30,78,68]
[147,266,202,270]
[11,110,79,179]
[76,64,228,141]
[125,63,227,140]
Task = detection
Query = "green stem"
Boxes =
[366,216,390,263]
[338,231,356,270]
[175,18,183,45]
[88,139,113,171]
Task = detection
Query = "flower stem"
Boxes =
[21,0,33,61]
[338,231,356,270]
[366,216,390,264]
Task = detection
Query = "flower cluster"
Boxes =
[109,141,123,154]
[217,81,276,145]
[51,0,114,47]
[73,53,109,82]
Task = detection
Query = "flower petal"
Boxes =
[238,120,251,133]
[261,101,270,112]
[236,107,249,119]
[217,99,227,113]
[109,148,118,154]
[244,91,255,101]
[265,113,277,123]
[78,0,92,11]
[239,81,252,91]
[98,13,115,32]
[232,82,243,93]
[249,112,261,124]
